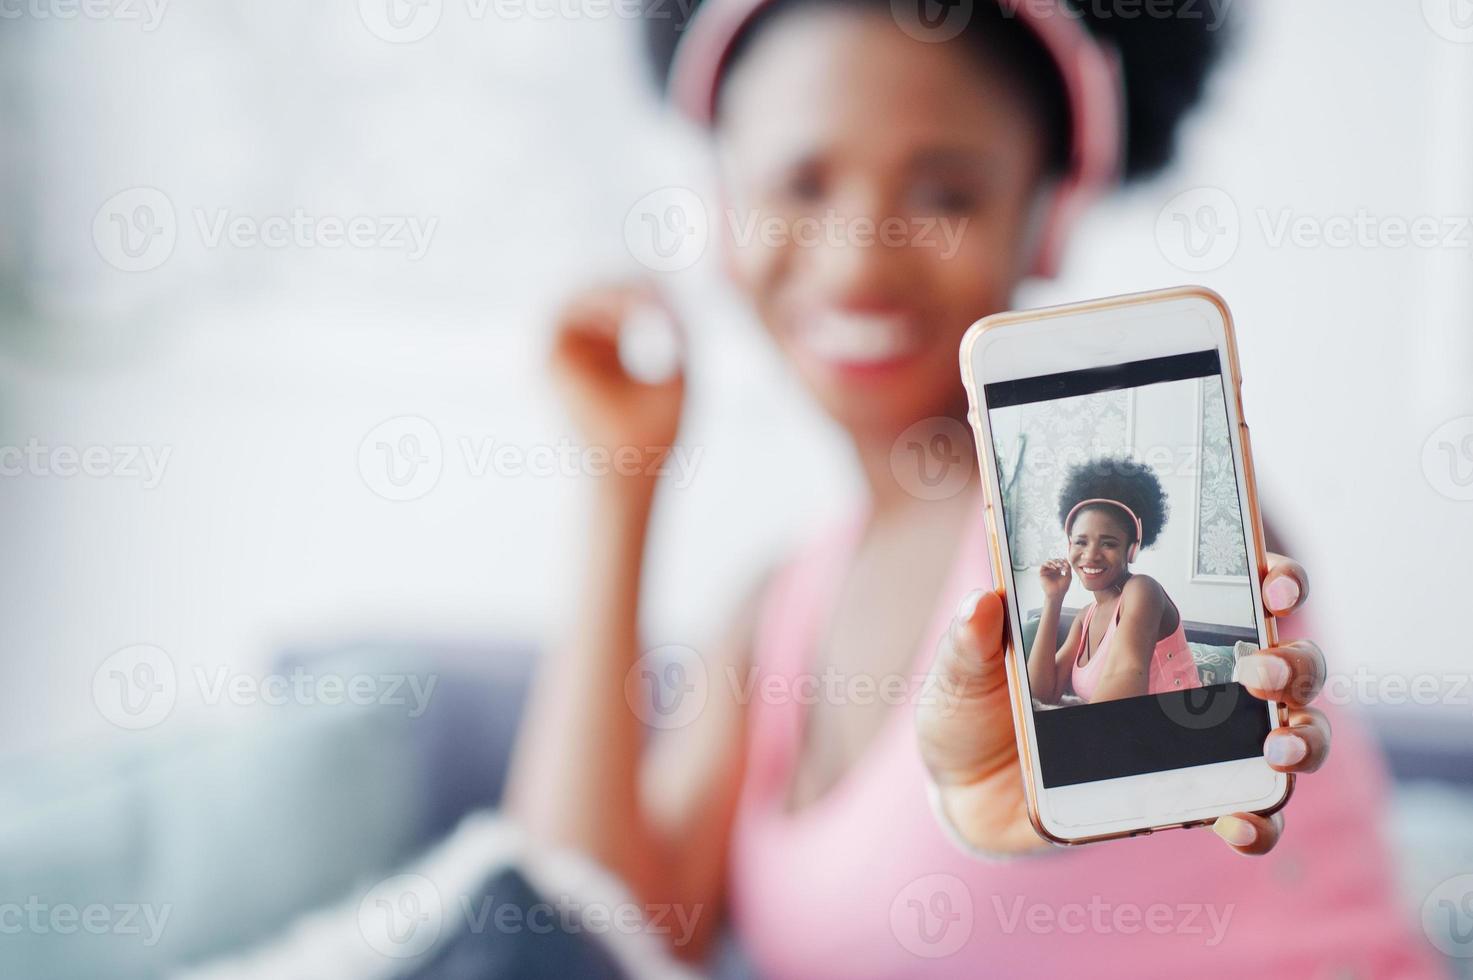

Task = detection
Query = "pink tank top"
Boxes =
[725,506,1437,980]
[1071,592,1202,702]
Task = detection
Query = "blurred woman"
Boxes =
[506,1,1435,976]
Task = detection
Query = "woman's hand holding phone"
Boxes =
[917,554,1328,856]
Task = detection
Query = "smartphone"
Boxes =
[958,286,1290,845]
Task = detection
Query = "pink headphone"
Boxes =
[1064,497,1142,562]
[667,0,1125,278]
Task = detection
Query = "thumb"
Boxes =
[918,586,1016,787]
[932,588,1007,696]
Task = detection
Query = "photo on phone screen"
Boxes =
[984,349,1272,789]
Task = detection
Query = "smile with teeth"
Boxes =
[1077,564,1107,576]
[795,311,920,367]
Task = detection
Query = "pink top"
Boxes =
[1071,591,1202,702]
[726,506,1437,980]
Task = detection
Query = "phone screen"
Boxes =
[985,348,1271,788]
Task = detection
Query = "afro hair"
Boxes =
[1056,455,1169,549]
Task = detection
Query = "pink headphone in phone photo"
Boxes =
[1064,497,1143,562]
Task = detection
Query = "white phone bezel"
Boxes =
[960,287,1289,845]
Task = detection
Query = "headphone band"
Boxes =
[1064,497,1143,549]
[667,0,1125,277]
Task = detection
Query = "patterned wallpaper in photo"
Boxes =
[999,389,1131,569]
[1194,379,1250,578]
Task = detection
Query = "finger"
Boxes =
[919,588,1013,783]
[1212,810,1283,856]
[932,588,1007,695]
[1263,553,1309,617]
[560,281,659,338]
[553,294,688,393]
[1234,639,1326,708]
[1263,706,1331,773]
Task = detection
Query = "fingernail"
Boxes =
[956,589,984,623]
[1264,732,1307,766]
[1212,816,1257,847]
[1264,576,1300,612]
[1238,654,1290,691]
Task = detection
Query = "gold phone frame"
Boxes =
[958,285,1293,846]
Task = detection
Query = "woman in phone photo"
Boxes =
[506,0,1437,976]
[1029,456,1203,706]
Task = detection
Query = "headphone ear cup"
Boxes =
[1027,184,1080,279]
[1128,543,1139,562]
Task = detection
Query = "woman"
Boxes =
[1030,456,1203,705]
[506,0,1435,975]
